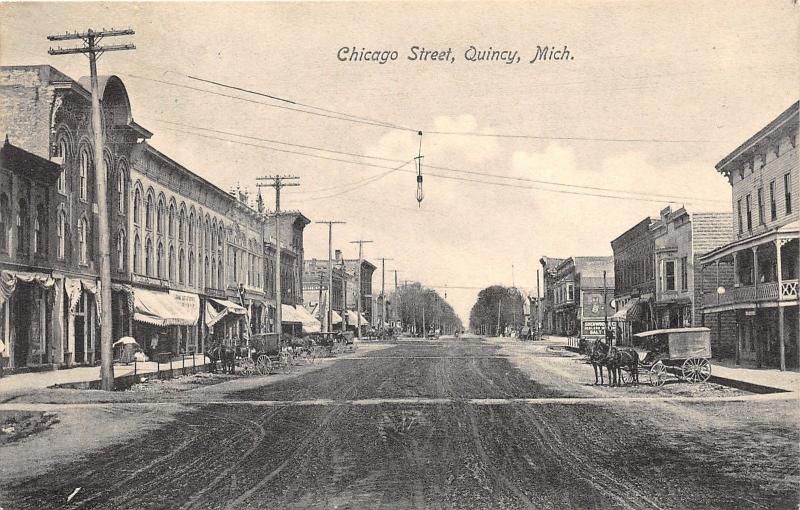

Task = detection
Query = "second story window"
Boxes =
[770,180,777,221]
[680,256,688,291]
[77,216,88,264]
[567,284,574,301]
[785,173,793,215]
[745,194,752,232]
[79,148,90,201]
[757,187,764,225]
[665,260,676,291]
[737,199,743,234]
[0,193,9,254]
[16,199,28,256]
[57,210,66,260]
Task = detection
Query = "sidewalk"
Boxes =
[539,335,800,393]
[0,354,210,396]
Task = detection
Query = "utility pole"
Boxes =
[392,269,401,330]
[377,257,393,329]
[317,221,345,333]
[536,269,541,341]
[340,259,347,333]
[48,28,135,391]
[349,239,372,342]
[603,270,609,347]
[257,175,299,348]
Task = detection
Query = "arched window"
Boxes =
[178,209,186,242]
[169,245,176,282]
[79,146,91,201]
[133,234,141,273]
[188,251,194,285]
[17,198,29,256]
[117,229,126,271]
[77,216,88,264]
[145,238,153,276]
[34,204,47,255]
[117,161,127,214]
[145,193,154,230]
[57,209,67,260]
[133,187,142,225]
[218,260,223,289]
[56,134,70,194]
[157,242,164,279]
[204,256,210,289]
[157,198,165,234]
[218,225,224,252]
[179,248,185,284]
[0,193,9,253]
[168,204,175,238]
[188,212,194,244]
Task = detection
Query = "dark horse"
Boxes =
[606,346,640,386]
[208,344,236,374]
[588,339,613,386]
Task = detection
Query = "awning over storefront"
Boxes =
[0,270,55,308]
[280,303,305,324]
[330,310,343,325]
[611,298,644,322]
[295,305,322,334]
[133,288,199,327]
[204,298,247,328]
[345,310,369,326]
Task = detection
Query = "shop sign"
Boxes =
[582,320,606,337]
[131,274,170,290]
[744,310,756,316]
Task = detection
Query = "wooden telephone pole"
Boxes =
[376,257,393,329]
[48,28,135,391]
[316,221,345,333]
[349,239,372,341]
[257,175,299,348]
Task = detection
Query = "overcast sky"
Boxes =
[1,1,798,322]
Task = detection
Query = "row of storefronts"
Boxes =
[0,65,312,372]
[539,101,799,370]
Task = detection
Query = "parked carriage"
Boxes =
[631,327,713,386]
[238,333,294,376]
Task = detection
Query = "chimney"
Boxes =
[335,249,342,261]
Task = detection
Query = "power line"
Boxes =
[151,118,725,203]
[185,74,416,132]
[154,122,725,205]
[424,130,729,144]
[125,73,418,132]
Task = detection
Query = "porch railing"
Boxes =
[701,278,798,307]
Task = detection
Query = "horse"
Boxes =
[606,346,640,387]
[588,339,614,386]
[208,344,236,374]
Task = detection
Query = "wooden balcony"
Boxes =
[702,279,798,308]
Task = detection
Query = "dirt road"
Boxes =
[1,339,797,509]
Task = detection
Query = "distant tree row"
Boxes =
[469,285,525,335]
[390,282,463,334]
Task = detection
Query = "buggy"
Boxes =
[631,327,713,386]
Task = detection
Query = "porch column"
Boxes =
[733,252,740,286]
[776,239,785,371]
[751,247,759,289]
[715,260,721,305]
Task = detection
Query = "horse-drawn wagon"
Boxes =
[632,327,712,386]
[239,333,294,375]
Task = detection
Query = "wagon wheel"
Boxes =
[649,361,666,387]
[241,358,256,376]
[682,358,711,383]
[256,355,272,375]
[620,368,634,385]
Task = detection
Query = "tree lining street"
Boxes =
[1,338,798,509]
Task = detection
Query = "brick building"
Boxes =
[698,102,799,370]
[538,256,564,335]
[650,206,732,342]
[552,256,614,339]
[610,217,656,345]
[0,66,146,368]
